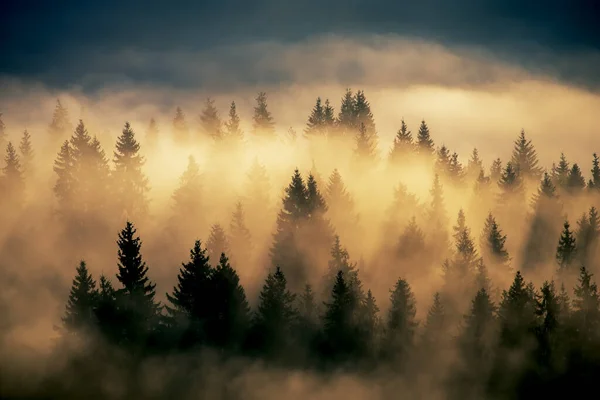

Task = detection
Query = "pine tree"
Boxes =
[448,152,464,184]
[18,130,34,181]
[397,216,427,262]
[146,118,159,149]
[48,99,72,140]
[206,223,230,266]
[589,153,600,191]
[566,163,586,193]
[337,89,357,138]
[497,161,524,197]
[323,99,336,137]
[422,292,447,347]
[467,148,484,180]
[497,271,538,349]
[62,261,98,332]
[435,145,451,177]
[354,122,378,163]
[95,275,118,340]
[199,98,222,140]
[0,113,6,151]
[228,201,252,268]
[389,118,413,164]
[360,289,381,357]
[172,155,204,222]
[252,92,275,137]
[384,278,418,364]
[480,213,511,271]
[415,120,435,157]
[305,97,325,136]
[552,153,570,189]
[297,284,319,334]
[252,267,297,355]
[576,207,600,268]
[208,253,250,349]
[113,122,150,219]
[324,236,359,296]
[173,107,189,144]
[2,142,24,203]
[510,129,543,180]
[572,266,600,345]
[53,140,76,215]
[556,220,577,274]
[224,101,244,143]
[530,171,558,209]
[489,158,503,183]
[325,169,355,221]
[354,90,377,145]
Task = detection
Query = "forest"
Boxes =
[0,89,599,399]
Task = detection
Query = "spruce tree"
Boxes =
[324,169,356,226]
[297,284,319,344]
[467,148,484,180]
[228,201,252,268]
[397,216,427,263]
[252,267,297,355]
[337,89,357,138]
[489,158,503,183]
[354,90,377,145]
[535,280,569,375]
[324,236,358,297]
[113,122,150,219]
[62,261,98,332]
[353,122,378,163]
[2,142,24,203]
[172,155,204,225]
[497,161,524,197]
[360,289,381,358]
[389,118,413,164]
[208,253,250,349]
[146,118,159,150]
[435,145,451,177]
[566,163,586,193]
[0,113,6,151]
[552,153,570,189]
[199,98,222,140]
[165,240,212,347]
[449,152,464,184]
[572,266,600,346]
[252,92,275,137]
[510,129,543,180]
[53,140,76,215]
[480,213,511,271]
[224,101,244,144]
[305,97,325,136]
[18,130,34,181]
[48,99,72,140]
[422,292,448,347]
[556,220,577,274]
[530,171,558,209]
[206,223,230,266]
[384,278,418,364]
[415,120,435,157]
[323,99,336,137]
[576,207,600,267]
[589,153,600,190]
[173,106,189,144]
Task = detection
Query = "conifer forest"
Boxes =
[1,88,600,400]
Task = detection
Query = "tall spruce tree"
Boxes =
[53,140,76,215]
[2,142,24,204]
[467,148,484,180]
[206,223,230,266]
[480,213,511,272]
[173,107,189,144]
[172,155,204,225]
[18,130,34,181]
[325,169,358,238]
[353,122,378,164]
[208,253,250,349]
[113,122,150,219]
[435,145,452,177]
[556,220,577,274]
[354,90,377,145]
[337,89,357,137]
[572,266,600,347]
[489,158,503,183]
[422,292,448,348]
[199,98,222,140]
[62,261,98,332]
[589,153,600,191]
[510,129,543,180]
[48,99,72,141]
[566,163,586,193]
[552,153,570,190]
[389,119,413,164]
[576,207,600,268]
[415,120,435,157]
[324,236,359,298]
[252,92,275,138]
[305,97,325,136]
[224,101,244,144]
[323,99,336,137]
[384,278,418,365]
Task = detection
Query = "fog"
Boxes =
[0,34,599,399]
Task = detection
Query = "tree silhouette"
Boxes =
[0,113,6,151]
[556,220,577,274]
[62,261,98,332]
[305,97,325,136]
[389,118,413,164]
[18,130,34,182]
[337,89,357,138]
[252,92,275,137]
[48,99,72,141]
[415,120,435,157]
[199,98,222,141]
[228,201,253,268]
[384,278,418,366]
[510,129,543,180]
[224,101,244,145]
[2,141,24,205]
[567,163,586,193]
[206,224,230,266]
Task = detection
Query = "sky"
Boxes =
[1,0,600,91]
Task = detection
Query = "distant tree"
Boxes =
[0,113,6,151]
[510,129,543,180]
[173,107,189,144]
[384,278,418,365]
[589,153,600,191]
[448,152,465,184]
[415,120,435,157]
[556,220,577,274]
[199,98,222,141]
[575,207,600,268]
[296,284,320,348]
[113,122,150,219]
[489,158,503,183]
[165,240,212,346]
[324,169,357,237]
[389,119,413,164]
[172,155,204,224]
[566,163,586,193]
[323,236,359,297]
[354,90,377,146]
[480,213,511,273]
[48,99,72,141]
[551,153,570,190]
[145,118,159,150]
[115,221,160,345]
[228,201,253,268]
[305,97,325,136]
[435,145,451,177]
[224,101,244,144]
[323,99,336,137]
[244,158,272,236]
[62,261,98,332]
[572,266,600,347]
[359,289,381,358]
[251,267,297,356]
[208,253,250,350]
[337,89,357,138]
[53,140,76,215]
[353,122,378,164]
[252,92,275,137]
[206,224,230,266]
[18,130,34,181]
[466,148,484,181]
[397,216,428,271]
[2,142,24,204]
[422,292,448,349]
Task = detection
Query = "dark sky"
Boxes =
[1,0,599,91]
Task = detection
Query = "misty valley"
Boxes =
[1,90,600,399]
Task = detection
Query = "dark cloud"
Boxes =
[1,0,599,91]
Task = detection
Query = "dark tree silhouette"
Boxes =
[556,220,577,274]
[62,261,98,332]
[384,278,418,366]
[510,129,543,180]
[415,120,435,157]
[18,130,34,181]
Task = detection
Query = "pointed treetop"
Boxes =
[510,129,543,179]
[252,91,276,137]
[225,101,244,141]
[415,120,435,157]
[200,98,222,140]
[556,220,577,273]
